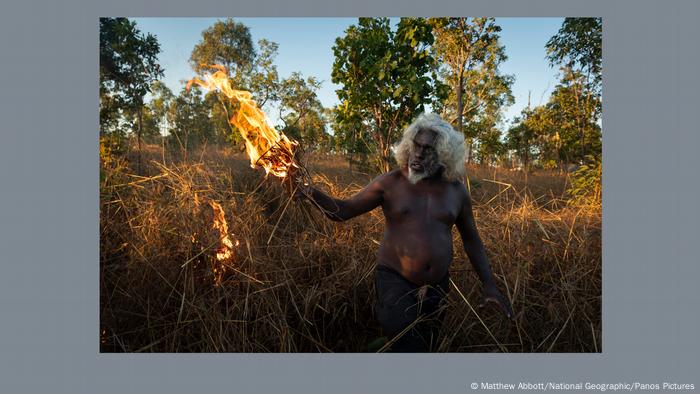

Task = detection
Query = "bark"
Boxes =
[378,136,390,173]
[137,104,143,169]
[457,68,464,134]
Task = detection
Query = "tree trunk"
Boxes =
[581,129,585,162]
[572,76,585,162]
[467,139,474,165]
[137,104,143,169]
[374,109,389,173]
[523,149,529,172]
[348,130,355,172]
[137,106,143,150]
[457,69,469,164]
[378,136,390,173]
[457,70,464,134]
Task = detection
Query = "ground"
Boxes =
[100,144,601,352]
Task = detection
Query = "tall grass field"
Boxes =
[100,144,601,352]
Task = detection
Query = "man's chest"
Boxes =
[382,184,460,225]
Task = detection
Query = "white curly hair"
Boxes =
[393,113,466,182]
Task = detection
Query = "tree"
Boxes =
[249,39,282,110]
[474,125,505,166]
[546,17,602,92]
[139,104,161,144]
[332,17,447,172]
[189,18,256,84]
[169,85,213,155]
[505,70,601,172]
[145,81,175,140]
[190,18,256,148]
[429,17,514,163]
[203,91,235,146]
[545,70,601,164]
[326,106,371,169]
[99,17,163,154]
[191,21,286,148]
[505,110,538,171]
[545,18,602,163]
[523,105,559,169]
[278,72,328,151]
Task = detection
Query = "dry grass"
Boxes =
[100,144,601,352]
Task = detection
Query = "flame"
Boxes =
[209,200,239,287]
[187,65,298,178]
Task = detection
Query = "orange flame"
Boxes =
[209,200,239,287]
[187,65,298,178]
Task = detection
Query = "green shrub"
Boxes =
[568,154,601,205]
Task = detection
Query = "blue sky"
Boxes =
[132,17,565,132]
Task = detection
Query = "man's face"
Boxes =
[407,128,440,184]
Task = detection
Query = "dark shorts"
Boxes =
[374,264,450,352]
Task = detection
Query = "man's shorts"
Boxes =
[374,264,450,352]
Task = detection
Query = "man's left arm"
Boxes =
[455,184,514,320]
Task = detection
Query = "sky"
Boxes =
[132,17,565,132]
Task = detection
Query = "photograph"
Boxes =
[99,16,602,353]
[5,0,700,391]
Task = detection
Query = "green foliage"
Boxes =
[542,159,559,171]
[249,39,282,108]
[332,17,447,172]
[568,154,602,205]
[99,18,163,137]
[542,17,602,169]
[475,127,505,166]
[429,17,514,164]
[149,81,175,121]
[546,17,602,92]
[546,69,602,164]
[100,134,126,165]
[190,18,256,147]
[143,81,175,142]
[203,91,238,146]
[190,22,290,150]
[506,104,560,170]
[139,104,161,143]
[188,18,258,148]
[99,93,122,137]
[278,72,329,151]
[504,17,603,173]
[189,18,256,84]
[505,111,538,170]
[168,85,214,151]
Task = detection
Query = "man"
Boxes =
[296,113,513,352]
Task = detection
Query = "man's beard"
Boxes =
[407,161,441,184]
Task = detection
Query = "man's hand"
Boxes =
[479,284,515,321]
[292,177,312,200]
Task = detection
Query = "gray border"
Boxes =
[1,0,699,393]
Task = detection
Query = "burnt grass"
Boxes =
[100,144,601,352]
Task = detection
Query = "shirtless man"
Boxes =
[297,113,513,352]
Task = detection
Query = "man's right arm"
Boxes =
[298,173,385,222]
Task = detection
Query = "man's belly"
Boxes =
[377,224,454,285]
